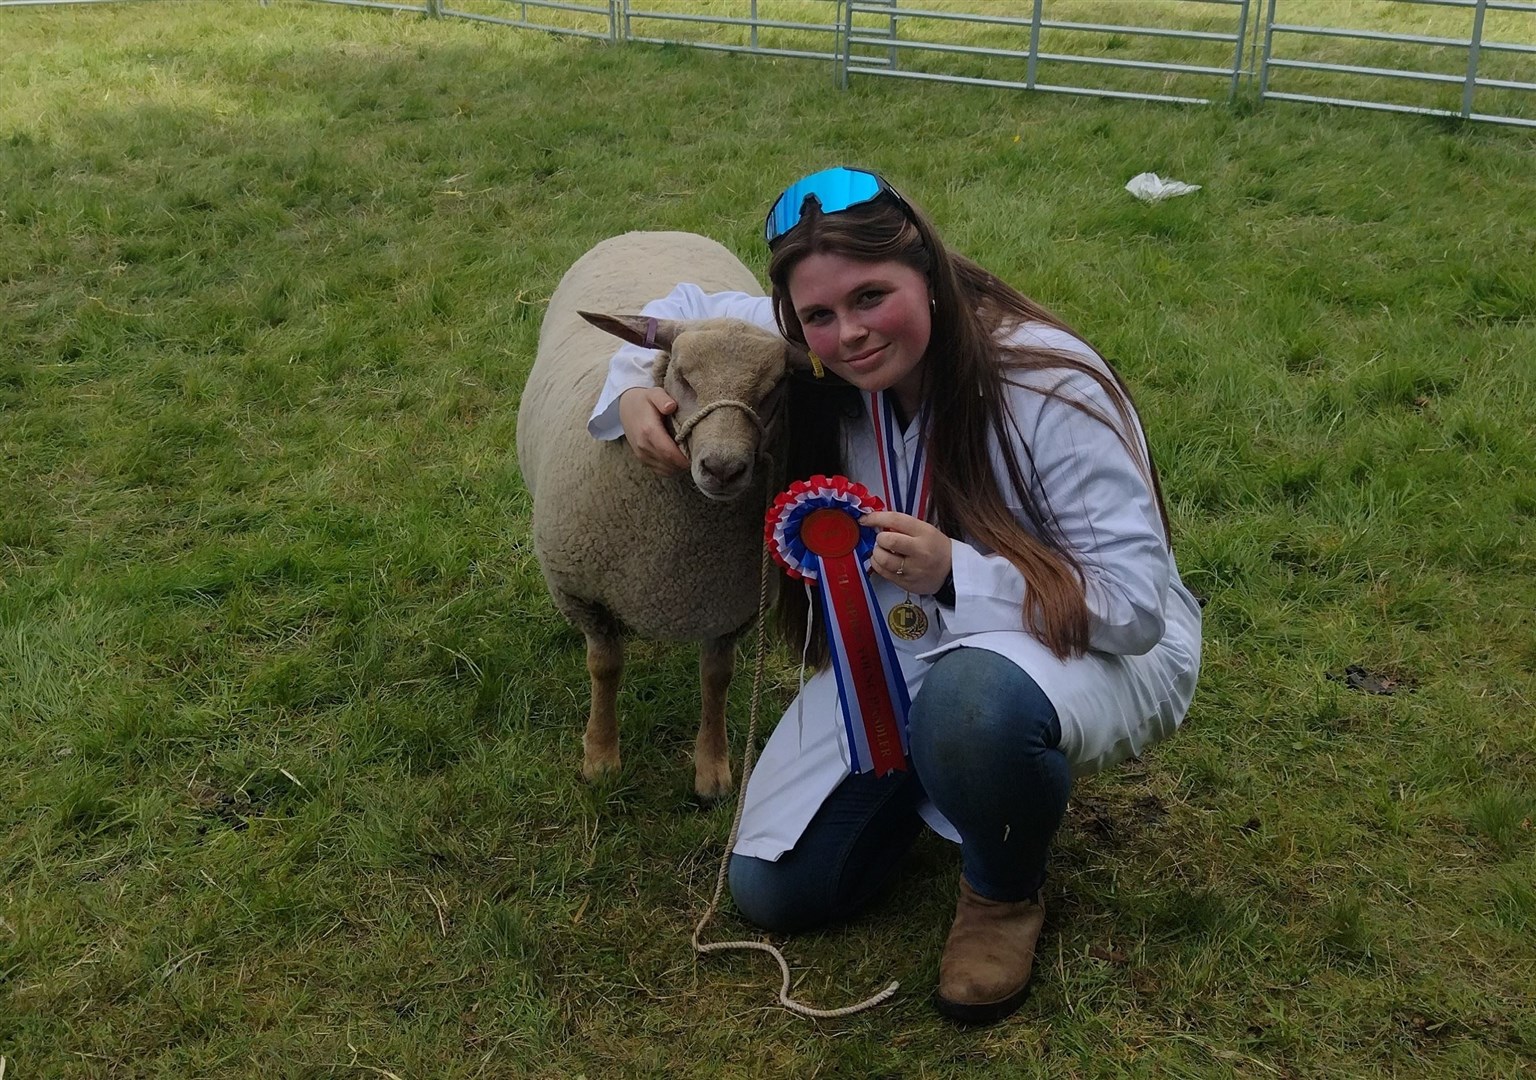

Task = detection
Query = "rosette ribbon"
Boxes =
[764,475,910,776]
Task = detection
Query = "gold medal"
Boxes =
[887,599,929,641]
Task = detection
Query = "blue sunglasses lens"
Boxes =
[765,168,887,246]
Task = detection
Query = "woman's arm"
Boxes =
[586,285,775,439]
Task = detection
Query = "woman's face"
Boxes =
[786,252,932,411]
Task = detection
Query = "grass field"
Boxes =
[3,1,1535,1077]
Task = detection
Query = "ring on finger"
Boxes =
[896,556,906,577]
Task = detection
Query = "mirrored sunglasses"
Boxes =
[763,167,908,248]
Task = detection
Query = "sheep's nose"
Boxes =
[698,452,748,490]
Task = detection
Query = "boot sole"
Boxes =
[933,979,1032,1025]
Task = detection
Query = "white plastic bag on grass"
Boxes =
[1125,172,1201,202]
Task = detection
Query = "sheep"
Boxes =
[517,231,806,799]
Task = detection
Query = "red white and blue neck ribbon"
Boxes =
[765,475,911,776]
[869,392,932,522]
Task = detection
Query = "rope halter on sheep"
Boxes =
[670,397,766,452]
[638,313,772,458]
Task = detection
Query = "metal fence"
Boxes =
[8,0,1535,127]
[1260,0,1536,126]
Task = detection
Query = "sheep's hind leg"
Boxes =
[583,630,623,781]
[695,634,737,801]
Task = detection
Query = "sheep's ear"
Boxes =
[578,311,680,351]
[783,342,816,372]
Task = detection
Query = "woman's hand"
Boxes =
[861,511,952,595]
[618,387,690,476]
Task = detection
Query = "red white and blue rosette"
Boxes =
[764,475,911,776]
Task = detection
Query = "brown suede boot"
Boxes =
[934,878,1045,1024]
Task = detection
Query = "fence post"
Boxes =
[841,0,854,88]
[1228,0,1252,102]
[425,0,441,17]
[882,0,898,71]
[1462,0,1488,119]
[1257,0,1279,102]
[1026,0,1043,91]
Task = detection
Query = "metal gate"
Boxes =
[7,0,1533,127]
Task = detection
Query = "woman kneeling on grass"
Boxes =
[587,167,1201,1024]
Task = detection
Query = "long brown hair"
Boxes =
[767,179,1171,661]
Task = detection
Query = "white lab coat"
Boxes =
[588,286,1201,860]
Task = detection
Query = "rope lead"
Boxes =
[689,538,900,1019]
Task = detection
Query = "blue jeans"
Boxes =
[729,647,1070,933]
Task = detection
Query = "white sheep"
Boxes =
[517,231,804,799]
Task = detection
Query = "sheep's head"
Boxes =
[582,311,812,502]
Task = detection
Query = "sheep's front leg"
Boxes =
[695,634,736,800]
[583,630,623,780]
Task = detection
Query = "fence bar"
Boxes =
[1039,20,1237,42]
[1477,76,1536,89]
[853,4,1241,44]
[1346,0,1536,9]
[443,10,613,40]
[1265,89,1536,127]
[618,11,840,36]
[858,65,1214,106]
[847,34,1238,79]
[308,0,429,11]
[1468,111,1536,125]
[1263,59,1465,85]
[437,0,612,38]
[624,37,842,61]
[1268,24,1479,49]
[444,0,606,19]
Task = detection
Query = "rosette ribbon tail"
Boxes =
[764,475,911,777]
[814,548,910,777]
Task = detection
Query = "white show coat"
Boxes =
[588,285,1202,861]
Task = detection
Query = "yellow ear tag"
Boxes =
[809,351,825,379]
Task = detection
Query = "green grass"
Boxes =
[2,1,1535,1076]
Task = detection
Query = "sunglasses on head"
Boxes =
[763,166,910,248]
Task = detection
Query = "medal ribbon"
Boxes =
[765,477,910,776]
[869,391,932,523]
[869,392,934,646]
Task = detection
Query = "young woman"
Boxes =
[586,167,1201,1023]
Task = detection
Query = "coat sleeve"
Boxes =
[940,355,1173,657]
[586,285,777,440]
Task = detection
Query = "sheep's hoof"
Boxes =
[692,762,734,804]
[582,749,621,782]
